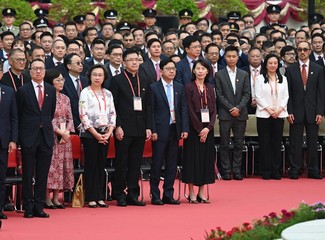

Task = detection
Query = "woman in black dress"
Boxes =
[183,59,216,203]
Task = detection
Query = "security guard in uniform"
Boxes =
[260,5,287,34]
[1,8,19,36]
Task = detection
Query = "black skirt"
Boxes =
[182,125,216,186]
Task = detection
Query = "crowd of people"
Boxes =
[0,3,325,227]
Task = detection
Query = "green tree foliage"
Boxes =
[206,0,248,19]
[49,0,93,23]
[104,0,144,24]
[156,0,199,21]
[299,0,325,21]
[0,0,35,26]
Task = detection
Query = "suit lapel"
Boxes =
[173,83,179,110]
[66,76,79,98]
[27,82,40,111]
[158,81,169,106]
[223,70,235,95]
[149,61,157,80]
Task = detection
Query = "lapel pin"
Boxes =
[2,91,5,94]
[311,72,314,75]
[46,94,48,97]
[236,79,239,82]
[142,88,145,91]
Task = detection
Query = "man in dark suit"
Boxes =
[110,49,152,207]
[62,53,88,132]
[16,59,56,218]
[215,46,250,180]
[150,59,189,205]
[175,36,201,86]
[104,44,124,89]
[0,84,18,220]
[0,31,15,62]
[139,39,166,83]
[45,39,66,69]
[286,41,325,179]
[84,38,108,67]
[205,43,225,86]
[309,33,324,63]
[315,42,325,68]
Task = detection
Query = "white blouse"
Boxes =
[79,86,116,131]
[255,74,289,118]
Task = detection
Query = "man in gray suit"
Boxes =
[215,46,250,180]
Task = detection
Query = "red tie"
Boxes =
[155,63,160,81]
[301,64,307,86]
[38,85,43,109]
[115,69,119,76]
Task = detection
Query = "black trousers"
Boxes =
[82,137,108,202]
[288,117,320,175]
[219,119,246,175]
[150,125,178,200]
[0,147,8,208]
[112,136,145,200]
[22,129,52,212]
[257,117,284,177]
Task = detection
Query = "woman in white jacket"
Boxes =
[255,53,289,180]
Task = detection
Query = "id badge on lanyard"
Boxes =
[133,97,142,111]
[99,113,108,126]
[201,109,210,123]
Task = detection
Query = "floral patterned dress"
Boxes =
[47,93,75,190]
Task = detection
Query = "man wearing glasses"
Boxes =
[110,49,151,207]
[286,41,325,179]
[1,49,31,90]
[16,59,56,218]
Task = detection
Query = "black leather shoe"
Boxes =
[24,210,34,218]
[126,198,146,206]
[289,173,299,179]
[34,211,49,218]
[233,174,243,180]
[44,203,56,209]
[271,174,282,180]
[308,174,323,179]
[54,204,66,209]
[0,210,7,219]
[151,198,164,205]
[107,194,113,201]
[222,175,231,181]
[117,199,127,207]
[3,204,14,212]
[162,197,180,205]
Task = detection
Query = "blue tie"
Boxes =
[166,84,173,124]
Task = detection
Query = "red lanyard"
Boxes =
[195,81,208,109]
[8,70,23,92]
[124,71,140,97]
[90,86,106,112]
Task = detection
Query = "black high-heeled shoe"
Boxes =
[197,195,210,204]
[186,196,198,204]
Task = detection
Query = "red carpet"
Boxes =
[1,178,325,240]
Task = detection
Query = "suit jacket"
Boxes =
[286,61,325,124]
[215,68,250,121]
[309,52,322,63]
[316,58,325,68]
[150,80,189,141]
[103,62,124,90]
[45,57,65,70]
[109,70,151,137]
[175,57,193,86]
[16,82,56,148]
[139,60,160,83]
[0,84,18,148]
[0,50,8,62]
[61,74,88,130]
[255,74,289,118]
[1,69,31,91]
[85,58,108,68]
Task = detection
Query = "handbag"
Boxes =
[72,174,85,208]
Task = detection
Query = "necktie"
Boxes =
[76,78,81,97]
[318,56,322,60]
[301,64,307,86]
[56,62,62,66]
[155,63,160,81]
[191,60,196,71]
[37,85,43,109]
[115,69,119,76]
[166,84,173,124]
